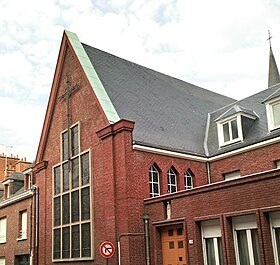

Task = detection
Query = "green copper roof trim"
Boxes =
[65,30,120,124]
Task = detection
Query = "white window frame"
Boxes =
[0,257,5,265]
[270,211,280,265]
[224,170,241,181]
[149,165,160,197]
[184,170,193,190]
[0,218,7,244]
[18,210,27,240]
[217,115,243,147]
[201,219,223,265]
[266,98,280,132]
[167,168,177,193]
[232,215,261,265]
[276,160,280,169]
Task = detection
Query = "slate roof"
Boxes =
[83,44,235,156]
[215,105,258,122]
[207,83,280,156]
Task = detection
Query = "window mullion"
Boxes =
[247,229,254,265]
[213,237,220,265]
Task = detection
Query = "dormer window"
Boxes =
[217,116,243,146]
[216,105,258,148]
[266,98,280,131]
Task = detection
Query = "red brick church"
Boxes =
[33,30,280,265]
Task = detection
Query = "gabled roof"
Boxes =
[82,42,235,156]
[207,83,280,156]
[215,104,258,122]
[263,86,280,103]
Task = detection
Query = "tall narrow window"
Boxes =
[19,210,27,240]
[233,215,261,265]
[0,218,7,244]
[265,98,280,131]
[53,123,91,261]
[71,125,79,156]
[184,170,193,190]
[62,131,69,161]
[149,164,160,197]
[201,219,223,265]
[270,211,280,264]
[167,168,177,193]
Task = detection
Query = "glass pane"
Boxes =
[82,223,91,257]
[63,163,69,192]
[62,131,69,161]
[72,157,79,189]
[237,230,250,265]
[81,152,89,185]
[62,227,70,258]
[71,125,79,156]
[177,228,183,235]
[251,229,261,265]
[167,169,177,193]
[54,197,61,226]
[272,102,280,127]
[53,228,61,259]
[15,255,29,265]
[54,166,61,195]
[71,191,79,223]
[72,225,80,258]
[205,238,215,265]
[217,237,224,265]
[62,194,70,224]
[231,119,238,139]
[81,187,90,220]
[169,241,174,249]
[275,227,280,262]
[168,229,173,236]
[185,175,193,189]
[223,123,230,142]
[178,241,184,248]
[153,183,159,195]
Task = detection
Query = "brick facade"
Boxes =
[33,31,280,265]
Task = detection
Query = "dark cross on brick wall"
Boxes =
[59,73,79,165]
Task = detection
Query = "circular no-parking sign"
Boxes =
[100,241,115,258]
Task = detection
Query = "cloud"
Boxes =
[1,0,280,161]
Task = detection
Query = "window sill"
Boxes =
[219,138,242,148]
[17,237,27,241]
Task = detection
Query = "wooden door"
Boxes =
[161,225,187,265]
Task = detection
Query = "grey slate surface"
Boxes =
[83,44,235,156]
[207,83,280,156]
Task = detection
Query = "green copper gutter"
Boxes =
[65,30,120,124]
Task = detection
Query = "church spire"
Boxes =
[268,30,280,87]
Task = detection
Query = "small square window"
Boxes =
[217,116,243,147]
[169,242,174,249]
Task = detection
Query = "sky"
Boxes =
[0,0,280,162]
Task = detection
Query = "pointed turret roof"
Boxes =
[268,46,280,87]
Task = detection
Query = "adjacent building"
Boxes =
[33,30,280,265]
[0,156,34,265]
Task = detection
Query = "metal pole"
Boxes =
[143,214,150,265]
[118,240,121,265]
